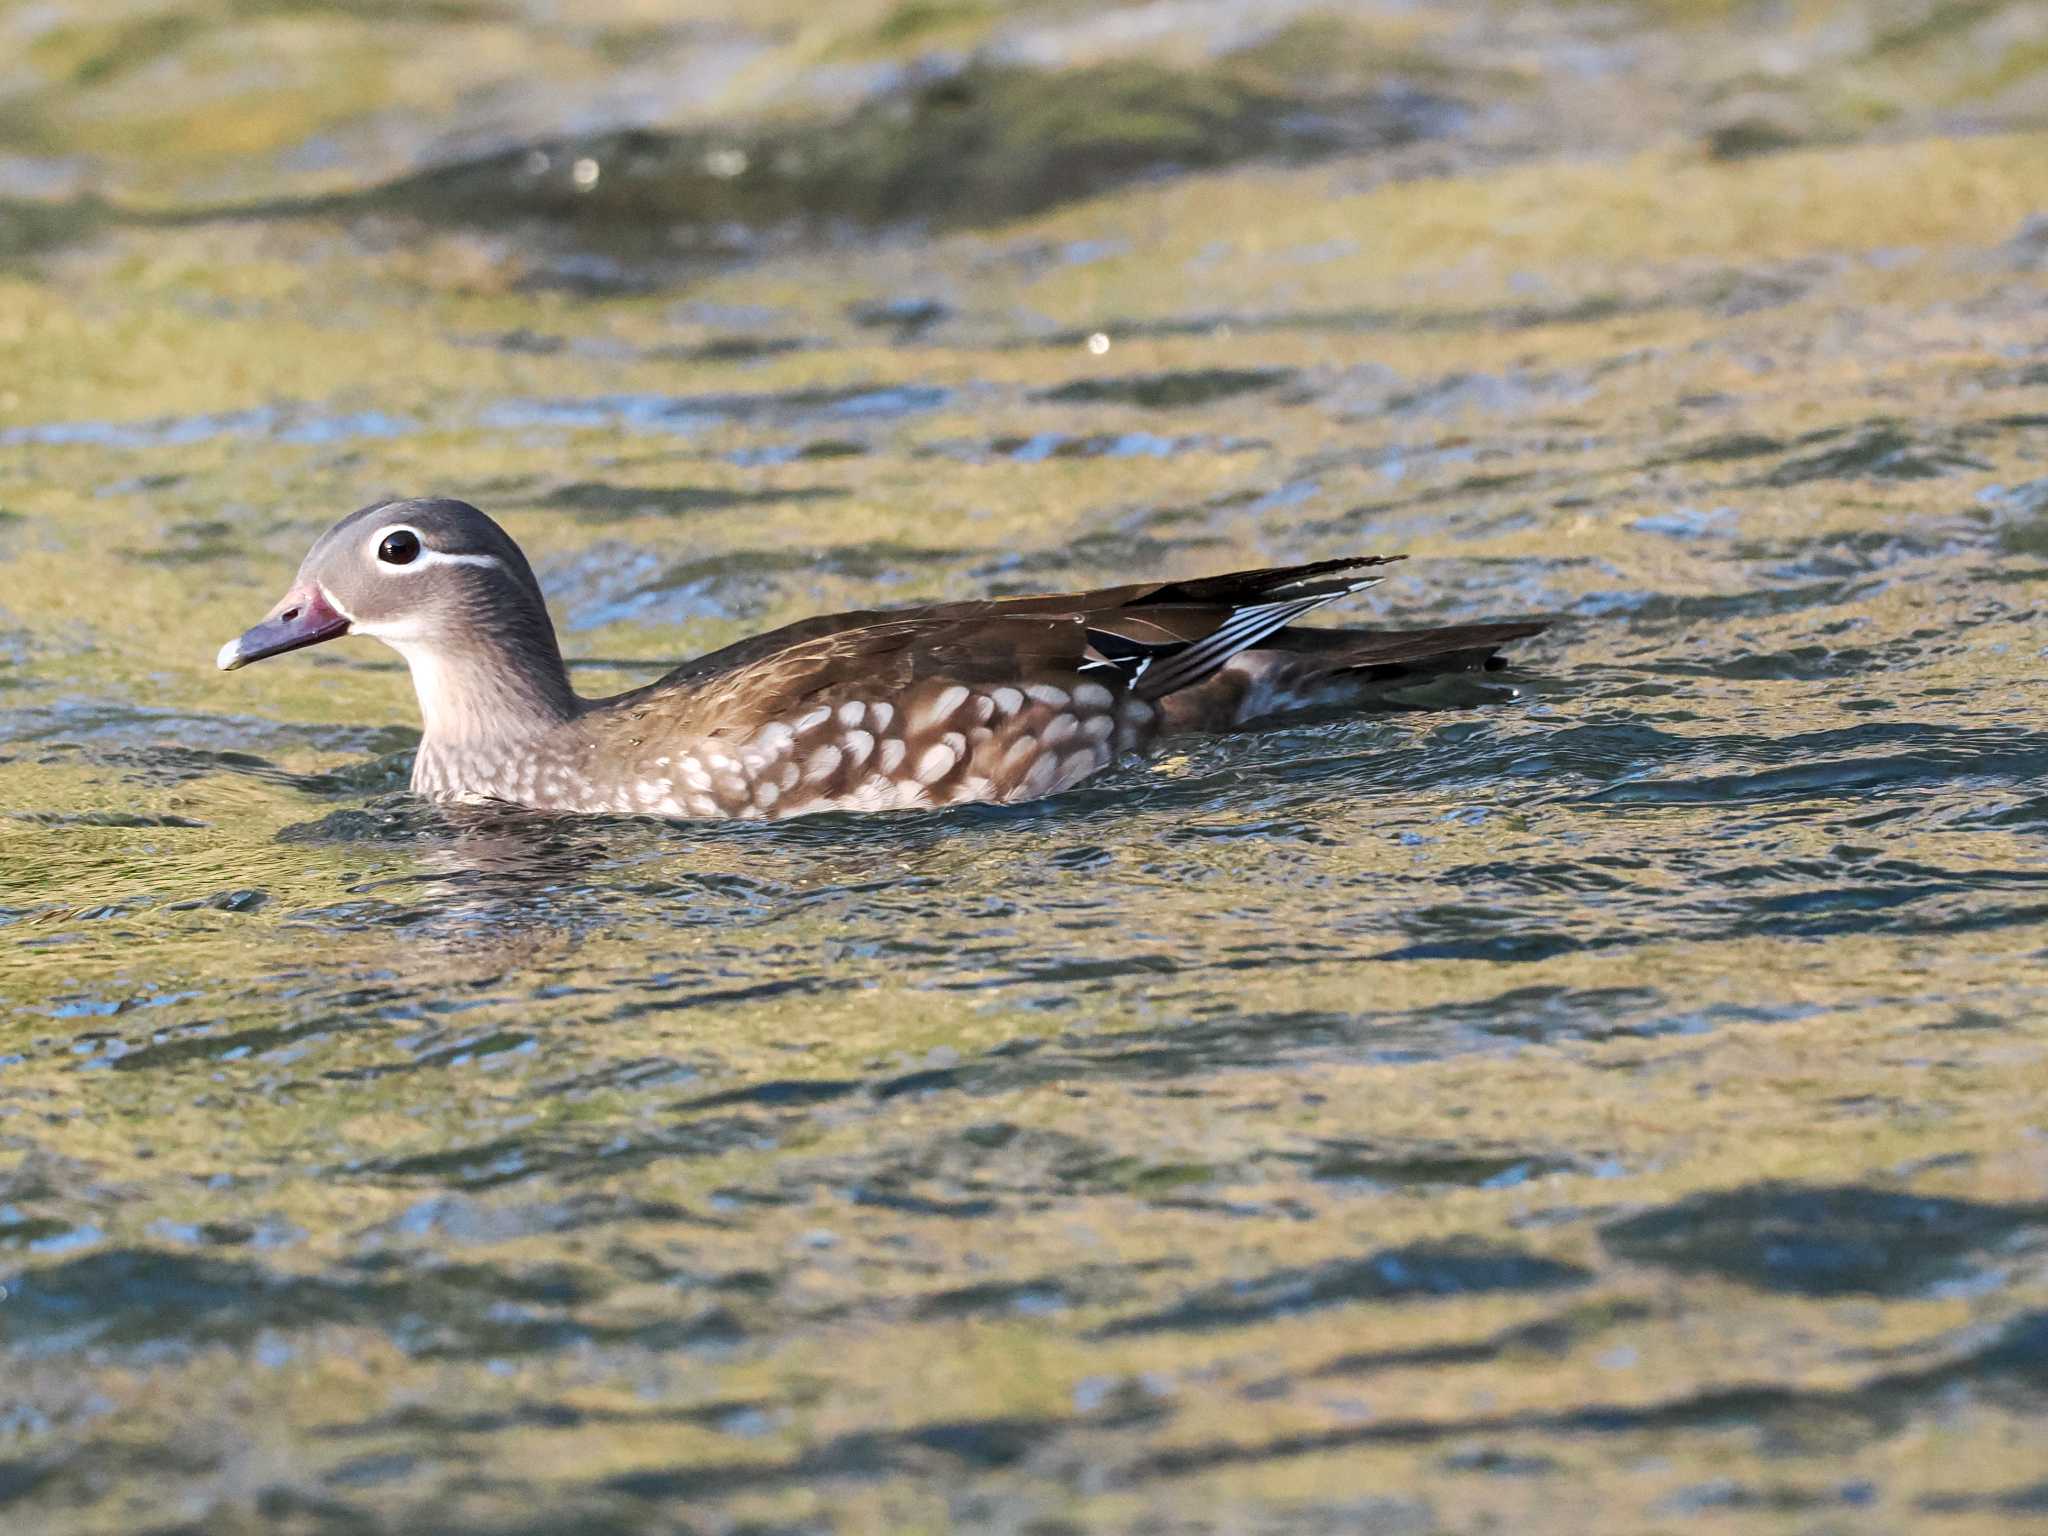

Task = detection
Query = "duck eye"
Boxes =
[378,530,421,566]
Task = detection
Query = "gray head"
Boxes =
[219,498,579,743]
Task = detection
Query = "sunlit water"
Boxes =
[5,3,2048,1532]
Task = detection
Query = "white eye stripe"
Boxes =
[400,550,504,573]
[368,524,504,574]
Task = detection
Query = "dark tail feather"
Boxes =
[1083,561,1398,702]
[1261,620,1549,673]
[1157,619,1549,732]
[1128,556,1405,610]
[1124,584,1378,700]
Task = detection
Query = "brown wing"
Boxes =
[627,555,1407,717]
[624,612,1097,738]
[602,612,1130,810]
[575,557,1538,814]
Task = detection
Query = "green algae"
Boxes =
[1038,367,1295,408]
[868,0,998,49]
[0,196,108,264]
[364,54,1446,240]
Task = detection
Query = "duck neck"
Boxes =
[394,622,583,761]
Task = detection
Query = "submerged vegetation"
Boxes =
[370,54,1456,237]
[2,1,2045,266]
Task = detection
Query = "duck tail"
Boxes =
[1155,619,1549,732]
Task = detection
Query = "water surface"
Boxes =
[4,2,2048,1532]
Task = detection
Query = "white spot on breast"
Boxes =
[778,760,800,790]
[1026,682,1069,709]
[707,751,737,772]
[681,760,712,791]
[1122,699,1157,726]
[917,742,957,783]
[794,706,831,734]
[914,684,969,733]
[838,700,866,727]
[1061,747,1102,782]
[877,738,906,774]
[843,729,874,766]
[856,774,921,811]
[1020,751,1058,796]
[1081,714,1115,742]
[991,686,1024,716]
[847,777,897,810]
[1073,681,1113,709]
[869,701,895,732]
[1000,734,1038,772]
[755,780,780,809]
[751,721,794,752]
[1040,713,1077,747]
[805,744,842,781]
[971,693,995,723]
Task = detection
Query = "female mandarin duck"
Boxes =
[219,498,1543,818]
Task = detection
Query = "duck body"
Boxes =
[220,499,1544,820]
[409,661,1156,818]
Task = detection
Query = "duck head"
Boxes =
[218,497,579,742]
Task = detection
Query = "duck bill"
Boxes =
[216,585,351,671]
